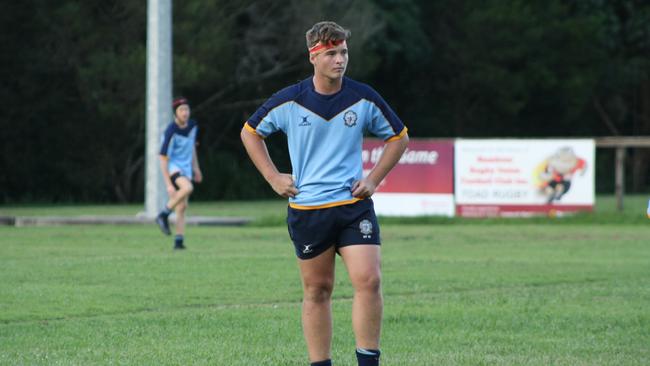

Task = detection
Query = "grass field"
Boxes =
[1,196,649,365]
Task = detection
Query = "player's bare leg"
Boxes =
[298,245,336,363]
[173,197,188,249]
[166,177,193,210]
[555,183,566,201]
[545,186,555,203]
[156,176,193,236]
[339,245,382,350]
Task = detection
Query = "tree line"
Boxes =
[1,0,648,203]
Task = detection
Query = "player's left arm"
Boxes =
[352,132,409,198]
[192,145,203,183]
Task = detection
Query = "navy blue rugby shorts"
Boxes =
[287,198,381,260]
[170,172,192,190]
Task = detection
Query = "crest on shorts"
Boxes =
[359,219,373,239]
[343,110,357,127]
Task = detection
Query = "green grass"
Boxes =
[1,195,648,226]
[0,199,288,218]
[1,202,649,364]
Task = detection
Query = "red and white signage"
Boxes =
[363,139,455,216]
[454,139,595,217]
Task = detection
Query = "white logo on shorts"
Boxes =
[359,219,373,239]
[302,244,314,254]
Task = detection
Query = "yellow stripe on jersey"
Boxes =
[243,121,264,138]
[385,126,408,142]
[289,197,363,210]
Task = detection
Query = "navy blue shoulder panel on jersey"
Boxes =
[159,119,197,155]
[247,82,308,128]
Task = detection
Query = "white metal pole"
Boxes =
[145,0,172,218]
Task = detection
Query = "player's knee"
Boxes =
[353,271,381,293]
[303,280,334,303]
[184,184,194,195]
[176,203,187,213]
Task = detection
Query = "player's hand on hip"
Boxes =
[351,178,376,198]
[269,173,299,198]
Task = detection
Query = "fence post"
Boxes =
[615,147,625,212]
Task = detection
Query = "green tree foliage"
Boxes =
[173,0,391,201]
[1,1,147,202]
[572,0,650,190]
[383,0,607,137]
[1,0,648,203]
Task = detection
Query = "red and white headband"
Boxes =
[308,39,345,54]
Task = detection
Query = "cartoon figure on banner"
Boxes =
[535,147,587,203]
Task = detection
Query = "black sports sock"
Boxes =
[310,359,332,366]
[174,235,184,246]
[356,348,380,366]
[161,206,172,216]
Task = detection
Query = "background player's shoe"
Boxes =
[174,242,186,250]
[155,213,171,235]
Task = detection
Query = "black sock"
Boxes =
[161,206,172,216]
[310,359,332,366]
[356,348,380,366]
[174,235,184,246]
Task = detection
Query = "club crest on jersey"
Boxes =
[359,219,373,239]
[343,110,357,127]
[299,115,311,126]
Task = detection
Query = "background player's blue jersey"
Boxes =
[245,77,407,209]
[160,119,198,178]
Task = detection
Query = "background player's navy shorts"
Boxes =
[170,172,192,190]
[287,198,381,260]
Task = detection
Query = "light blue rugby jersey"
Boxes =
[245,77,407,209]
[160,119,198,178]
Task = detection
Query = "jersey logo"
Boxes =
[343,110,357,127]
[299,115,311,127]
[359,219,373,239]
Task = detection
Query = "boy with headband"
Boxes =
[241,21,408,366]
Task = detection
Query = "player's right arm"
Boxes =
[159,127,176,195]
[240,126,298,198]
[158,155,175,196]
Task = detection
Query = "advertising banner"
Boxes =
[454,139,595,217]
[363,139,455,216]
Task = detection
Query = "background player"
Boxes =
[156,97,203,250]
